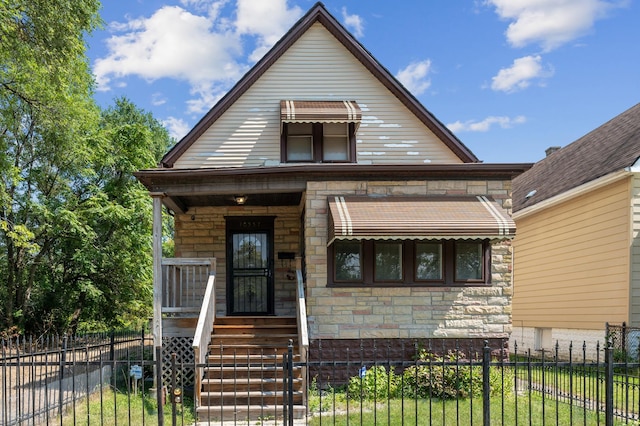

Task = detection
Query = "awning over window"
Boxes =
[280,100,361,124]
[328,196,516,244]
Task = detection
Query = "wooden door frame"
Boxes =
[225,216,275,315]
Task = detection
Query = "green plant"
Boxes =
[347,365,400,400]
[402,350,512,400]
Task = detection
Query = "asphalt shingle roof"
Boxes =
[513,103,640,213]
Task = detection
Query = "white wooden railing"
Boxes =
[161,258,214,315]
[295,257,309,405]
[192,259,217,409]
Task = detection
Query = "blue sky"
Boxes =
[87,0,639,163]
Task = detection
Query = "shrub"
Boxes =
[347,365,400,400]
[402,350,512,400]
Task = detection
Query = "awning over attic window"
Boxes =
[328,196,516,244]
[280,100,362,124]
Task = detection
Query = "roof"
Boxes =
[160,1,478,167]
[513,103,640,213]
[328,195,515,244]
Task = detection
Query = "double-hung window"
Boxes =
[280,100,360,163]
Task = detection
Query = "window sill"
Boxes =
[327,282,493,288]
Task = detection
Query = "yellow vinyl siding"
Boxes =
[630,174,640,325]
[173,23,461,169]
[512,177,631,330]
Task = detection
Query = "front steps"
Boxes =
[196,316,306,422]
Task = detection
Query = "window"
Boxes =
[455,242,483,281]
[374,242,403,281]
[285,123,313,161]
[328,239,490,286]
[282,122,355,163]
[334,240,362,282]
[415,242,443,280]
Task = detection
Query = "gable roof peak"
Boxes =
[160,2,478,167]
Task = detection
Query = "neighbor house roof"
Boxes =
[160,1,478,167]
[513,103,640,213]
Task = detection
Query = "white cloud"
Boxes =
[491,55,553,92]
[486,0,623,51]
[395,60,432,96]
[341,7,364,38]
[94,6,243,93]
[447,115,526,133]
[151,92,166,106]
[235,0,303,62]
[162,116,191,141]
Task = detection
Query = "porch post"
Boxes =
[150,193,164,385]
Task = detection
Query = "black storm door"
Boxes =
[226,217,274,315]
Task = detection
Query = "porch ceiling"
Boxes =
[165,192,303,212]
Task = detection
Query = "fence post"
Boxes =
[156,346,164,426]
[59,335,68,417]
[482,340,490,426]
[605,340,614,426]
[171,353,177,426]
[287,339,294,426]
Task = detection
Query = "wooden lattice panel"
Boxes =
[162,337,195,389]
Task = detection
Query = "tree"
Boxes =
[0,1,173,334]
[0,0,102,332]
[25,98,172,334]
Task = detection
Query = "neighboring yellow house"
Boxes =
[510,103,640,360]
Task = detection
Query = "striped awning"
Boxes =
[328,196,516,244]
[280,100,361,124]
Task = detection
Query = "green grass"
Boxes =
[307,393,636,426]
[58,388,196,426]
[512,362,640,415]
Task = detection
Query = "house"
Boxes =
[510,103,640,360]
[134,2,530,419]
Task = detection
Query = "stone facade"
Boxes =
[172,178,515,342]
[173,205,302,317]
[304,179,514,341]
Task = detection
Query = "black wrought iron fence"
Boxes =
[607,322,640,361]
[3,334,640,425]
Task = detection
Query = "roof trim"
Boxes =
[135,163,532,188]
[160,2,478,168]
[513,169,632,220]
[327,195,515,245]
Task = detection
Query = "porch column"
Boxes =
[150,192,165,350]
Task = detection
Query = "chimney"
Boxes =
[545,146,561,157]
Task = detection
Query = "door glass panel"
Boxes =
[231,232,269,313]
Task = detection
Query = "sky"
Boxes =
[87,0,640,164]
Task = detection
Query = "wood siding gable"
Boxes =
[162,2,476,169]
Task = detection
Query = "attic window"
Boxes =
[280,100,361,163]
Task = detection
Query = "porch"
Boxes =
[156,257,308,421]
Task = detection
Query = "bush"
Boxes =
[402,350,511,400]
[347,365,400,400]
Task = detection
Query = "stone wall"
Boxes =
[173,205,301,316]
[304,179,514,341]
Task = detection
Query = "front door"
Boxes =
[226,217,275,315]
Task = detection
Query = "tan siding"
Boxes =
[512,178,632,329]
[173,23,461,169]
[630,173,640,325]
